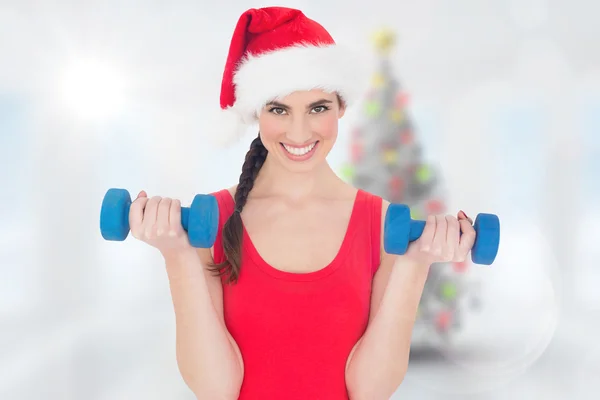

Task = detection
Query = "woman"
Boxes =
[129,7,475,400]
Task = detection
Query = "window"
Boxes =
[487,96,545,217]
[0,93,39,318]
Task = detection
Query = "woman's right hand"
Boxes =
[129,190,193,257]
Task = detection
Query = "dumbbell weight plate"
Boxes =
[383,203,412,255]
[188,194,219,248]
[471,213,500,265]
[100,188,132,241]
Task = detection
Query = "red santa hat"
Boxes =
[212,7,368,146]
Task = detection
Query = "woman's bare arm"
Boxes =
[165,247,243,399]
[345,200,429,399]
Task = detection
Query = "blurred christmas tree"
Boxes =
[341,28,480,348]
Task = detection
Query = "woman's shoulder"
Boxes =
[225,185,237,199]
[210,185,237,202]
[345,185,390,264]
[208,186,238,218]
[345,184,388,207]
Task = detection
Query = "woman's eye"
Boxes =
[312,106,328,113]
[270,107,286,115]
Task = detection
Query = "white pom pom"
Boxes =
[204,107,252,148]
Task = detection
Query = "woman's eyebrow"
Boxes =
[265,99,332,109]
[266,101,289,109]
[307,99,332,108]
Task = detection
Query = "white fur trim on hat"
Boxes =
[205,105,257,148]
[234,43,368,120]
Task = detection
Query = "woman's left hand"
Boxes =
[404,210,476,267]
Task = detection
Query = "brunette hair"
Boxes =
[208,134,267,283]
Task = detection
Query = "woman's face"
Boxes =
[258,89,345,173]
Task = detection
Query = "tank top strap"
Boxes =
[352,189,383,278]
[210,189,235,264]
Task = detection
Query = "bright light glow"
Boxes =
[59,57,130,121]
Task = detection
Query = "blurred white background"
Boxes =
[1,0,599,399]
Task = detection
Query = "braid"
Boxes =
[234,136,267,212]
[208,134,267,283]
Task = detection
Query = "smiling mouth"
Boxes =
[280,141,318,156]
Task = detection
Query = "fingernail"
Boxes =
[459,210,469,219]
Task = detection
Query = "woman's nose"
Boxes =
[285,116,311,143]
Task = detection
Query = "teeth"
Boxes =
[282,142,316,156]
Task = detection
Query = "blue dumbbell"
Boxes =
[384,204,500,265]
[100,188,219,248]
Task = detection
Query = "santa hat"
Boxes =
[212,7,368,146]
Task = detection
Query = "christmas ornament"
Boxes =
[371,27,396,55]
[410,207,422,220]
[365,101,381,117]
[396,92,410,107]
[400,129,413,145]
[340,164,355,181]
[425,199,445,214]
[453,261,468,273]
[388,177,404,199]
[382,148,398,164]
[415,165,432,183]
[440,282,458,301]
[390,109,404,123]
[389,176,404,191]
[351,142,364,162]
[436,311,452,331]
[371,73,386,88]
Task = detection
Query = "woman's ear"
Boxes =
[338,103,346,119]
[336,94,346,119]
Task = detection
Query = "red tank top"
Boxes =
[211,189,382,399]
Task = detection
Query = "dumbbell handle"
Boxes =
[408,220,427,242]
[121,203,193,232]
[408,219,473,242]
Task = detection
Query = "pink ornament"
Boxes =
[453,261,468,273]
[426,199,445,214]
[351,142,363,162]
[436,311,452,331]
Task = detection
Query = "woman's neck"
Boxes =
[251,156,342,201]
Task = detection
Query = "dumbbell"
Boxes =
[100,188,219,248]
[384,204,500,265]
